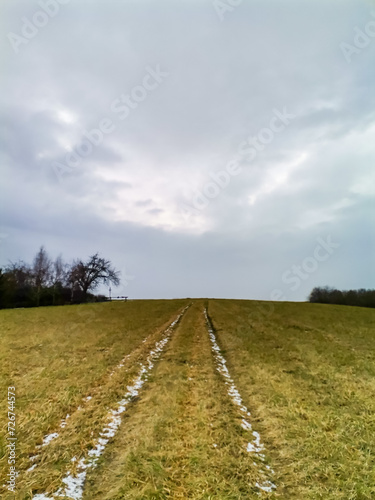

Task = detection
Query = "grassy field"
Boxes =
[208,300,375,499]
[1,299,374,499]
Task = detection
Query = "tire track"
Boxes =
[204,308,276,494]
[78,302,272,498]
[24,309,184,475]
[26,351,134,472]
[31,305,190,500]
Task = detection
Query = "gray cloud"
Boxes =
[1,0,374,300]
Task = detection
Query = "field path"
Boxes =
[1,302,189,500]
[27,306,190,500]
[204,308,276,493]
[26,309,185,475]
[78,302,276,499]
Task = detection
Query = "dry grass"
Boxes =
[1,298,374,499]
[0,299,188,499]
[83,301,271,499]
[208,299,375,499]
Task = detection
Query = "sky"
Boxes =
[0,0,374,301]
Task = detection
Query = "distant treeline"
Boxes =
[309,286,375,308]
[0,246,120,309]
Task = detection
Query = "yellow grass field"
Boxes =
[1,299,374,499]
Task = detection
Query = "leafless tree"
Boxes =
[32,246,52,306]
[5,260,33,288]
[69,252,120,301]
[51,254,68,305]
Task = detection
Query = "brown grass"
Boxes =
[83,301,271,499]
[208,299,375,499]
[1,298,374,499]
[0,299,188,499]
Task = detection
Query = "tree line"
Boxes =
[308,286,375,308]
[0,246,120,309]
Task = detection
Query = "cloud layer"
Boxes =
[1,0,374,300]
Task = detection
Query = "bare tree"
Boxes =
[5,260,33,286]
[51,254,68,305]
[32,246,52,306]
[69,253,120,301]
[51,255,68,285]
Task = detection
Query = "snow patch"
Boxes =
[204,308,276,494]
[256,480,277,493]
[60,414,70,428]
[241,419,252,431]
[42,432,59,446]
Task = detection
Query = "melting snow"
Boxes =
[42,432,59,446]
[246,431,264,454]
[204,308,276,494]
[256,480,277,493]
[27,330,154,471]
[241,419,252,431]
[60,414,70,428]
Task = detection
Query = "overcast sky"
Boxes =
[1,0,374,301]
